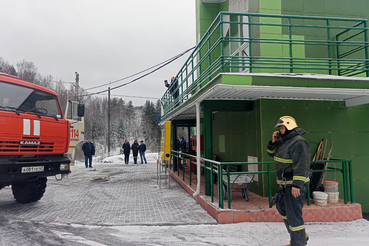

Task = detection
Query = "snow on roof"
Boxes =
[235,72,369,81]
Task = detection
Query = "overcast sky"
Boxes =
[0,0,196,105]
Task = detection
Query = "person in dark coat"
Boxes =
[131,140,140,164]
[81,137,95,168]
[164,76,179,107]
[122,139,130,164]
[170,76,179,102]
[139,140,147,164]
[179,136,187,151]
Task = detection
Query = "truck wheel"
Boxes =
[11,178,47,203]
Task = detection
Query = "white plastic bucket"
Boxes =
[323,181,338,193]
[313,191,328,206]
[326,192,339,204]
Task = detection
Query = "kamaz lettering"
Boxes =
[19,140,41,145]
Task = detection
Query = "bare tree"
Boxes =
[38,74,53,88]
[140,100,161,151]
[16,60,38,83]
[0,57,17,75]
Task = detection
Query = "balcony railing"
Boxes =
[170,150,354,210]
[161,12,369,116]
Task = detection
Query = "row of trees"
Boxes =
[0,56,161,153]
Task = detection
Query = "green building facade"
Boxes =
[161,0,369,212]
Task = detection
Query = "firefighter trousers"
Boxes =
[276,183,308,246]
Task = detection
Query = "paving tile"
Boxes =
[0,162,217,226]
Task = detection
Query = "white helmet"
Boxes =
[274,116,298,130]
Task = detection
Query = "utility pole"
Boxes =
[75,72,79,100]
[108,86,111,157]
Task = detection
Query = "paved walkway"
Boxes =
[0,156,216,226]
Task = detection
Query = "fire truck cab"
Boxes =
[0,73,79,203]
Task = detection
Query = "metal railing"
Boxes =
[161,12,369,115]
[170,151,354,210]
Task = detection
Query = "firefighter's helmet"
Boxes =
[274,116,298,130]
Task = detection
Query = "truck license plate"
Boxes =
[21,166,44,173]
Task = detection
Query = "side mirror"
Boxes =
[78,104,85,117]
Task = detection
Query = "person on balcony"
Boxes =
[266,116,310,246]
[164,77,179,107]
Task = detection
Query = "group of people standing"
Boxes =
[81,138,147,167]
[122,139,147,164]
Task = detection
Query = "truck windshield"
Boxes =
[0,81,62,118]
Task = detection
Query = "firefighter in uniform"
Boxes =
[267,116,310,246]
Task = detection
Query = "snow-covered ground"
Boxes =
[103,219,369,246]
[77,151,159,165]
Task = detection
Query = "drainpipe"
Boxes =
[193,101,201,197]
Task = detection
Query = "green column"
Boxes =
[203,109,213,196]
[172,123,178,172]
[364,21,369,77]
[187,126,191,150]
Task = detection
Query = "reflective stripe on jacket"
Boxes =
[266,127,310,189]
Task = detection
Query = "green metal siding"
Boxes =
[260,0,281,13]
[196,1,226,84]
[259,99,369,212]
[253,0,369,75]
[281,0,369,19]
[222,74,252,85]
[212,108,265,196]
[213,111,247,161]
[221,73,369,89]
[196,0,229,42]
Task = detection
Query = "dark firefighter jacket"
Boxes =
[266,127,310,189]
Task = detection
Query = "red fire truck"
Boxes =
[0,73,83,203]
